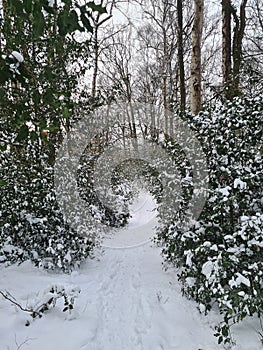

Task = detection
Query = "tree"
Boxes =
[156,91,263,345]
[231,0,248,97]
[98,24,138,137]
[221,0,248,99]
[89,0,115,101]
[190,0,204,115]
[0,0,107,270]
[177,0,186,111]
[222,0,232,99]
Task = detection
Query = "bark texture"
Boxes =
[177,0,186,111]
[222,0,232,98]
[190,0,204,115]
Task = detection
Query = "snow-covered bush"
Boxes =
[0,0,105,271]
[157,93,263,344]
[0,144,95,271]
[77,144,131,228]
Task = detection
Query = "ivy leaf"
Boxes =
[86,1,107,14]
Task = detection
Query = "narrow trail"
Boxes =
[78,244,222,350]
[77,192,221,350]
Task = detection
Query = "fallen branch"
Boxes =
[0,290,41,316]
[0,285,81,326]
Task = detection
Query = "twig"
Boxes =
[0,290,41,318]
[15,335,35,350]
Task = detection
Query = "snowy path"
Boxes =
[0,192,261,349]
[80,245,222,350]
[0,244,261,350]
[0,244,221,350]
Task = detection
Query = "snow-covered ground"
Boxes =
[0,193,262,350]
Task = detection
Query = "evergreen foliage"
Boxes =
[0,0,107,271]
[157,91,263,344]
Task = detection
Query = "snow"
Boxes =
[218,186,231,197]
[233,178,247,190]
[103,190,158,248]
[10,51,24,63]
[229,272,251,288]
[201,260,217,280]
[0,193,261,350]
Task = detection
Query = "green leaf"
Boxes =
[20,112,32,122]
[33,90,41,106]
[57,8,81,35]
[80,13,93,33]
[23,0,32,14]
[32,6,46,39]
[87,1,107,14]
[221,325,229,337]
[30,131,38,141]
[43,66,53,81]
[45,125,59,132]
[42,0,56,14]
[68,10,82,33]
[58,9,69,36]
[0,145,7,151]
[62,107,70,120]
[53,100,61,109]
[15,124,29,142]
[40,119,47,130]
[0,179,7,187]
[10,0,25,14]
[0,69,11,84]
[43,88,54,105]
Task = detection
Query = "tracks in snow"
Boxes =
[84,247,152,350]
[79,244,221,350]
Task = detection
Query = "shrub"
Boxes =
[157,93,263,344]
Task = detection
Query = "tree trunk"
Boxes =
[222,0,232,99]
[190,0,204,115]
[177,0,186,111]
[91,24,99,101]
[162,24,168,135]
[232,0,247,97]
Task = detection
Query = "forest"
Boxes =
[0,0,262,347]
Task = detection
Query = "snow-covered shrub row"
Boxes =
[77,143,131,228]
[0,0,104,271]
[0,143,95,271]
[157,93,263,344]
